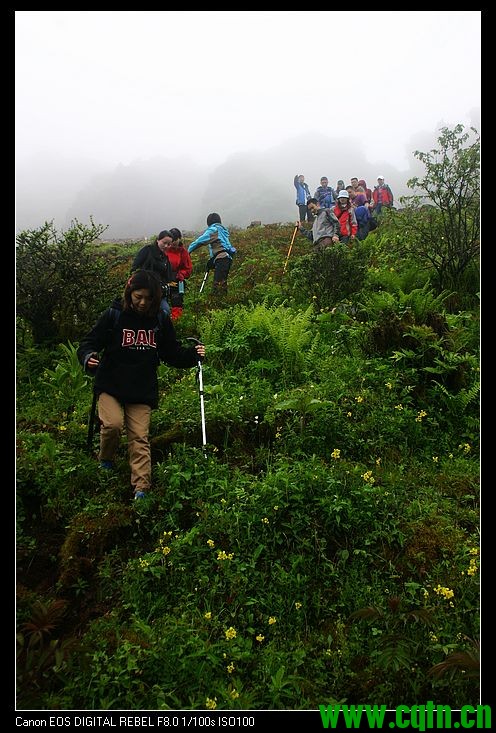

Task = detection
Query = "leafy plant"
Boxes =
[16,218,111,344]
[393,124,480,298]
[42,341,90,414]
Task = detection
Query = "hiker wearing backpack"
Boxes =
[188,213,236,295]
[131,230,174,315]
[296,198,340,252]
[77,269,205,501]
[164,228,193,321]
[354,202,372,241]
[313,177,336,210]
[333,190,358,245]
[371,176,394,216]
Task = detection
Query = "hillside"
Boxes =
[16,218,480,711]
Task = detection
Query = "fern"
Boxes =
[432,379,480,414]
[398,283,451,321]
[200,301,316,385]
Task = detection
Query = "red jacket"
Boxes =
[165,245,193,282]
[332,205,358,238]
[372,184,393,207]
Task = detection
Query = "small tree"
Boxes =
[16,218,110,345]
[392,125,480,298]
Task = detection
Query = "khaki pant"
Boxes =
[98,392,152,493]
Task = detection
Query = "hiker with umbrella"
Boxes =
[78,270,205,501]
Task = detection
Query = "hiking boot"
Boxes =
[99,460,114,470]
[134,490,146,500]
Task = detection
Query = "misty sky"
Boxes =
[16,10,480,171]
[14,11,481,237]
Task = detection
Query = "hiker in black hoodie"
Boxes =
[77,270,205,500]
[131,230,174,315]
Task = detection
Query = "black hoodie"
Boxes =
[77,301,198,408]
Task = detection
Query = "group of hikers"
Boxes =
[293,173,394,248]
[77,179,393,500]
[131,212,237,322]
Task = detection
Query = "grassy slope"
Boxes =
[16,223,480,710]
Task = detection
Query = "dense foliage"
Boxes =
[16,128,480,711]
[389,125,480,301]
[16,218,124,345]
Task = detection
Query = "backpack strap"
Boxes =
[108,306,120,331]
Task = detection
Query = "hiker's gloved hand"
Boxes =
[206,258,215,271]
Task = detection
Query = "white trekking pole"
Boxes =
[199,269,209,294]
[199,258,215,293]
[186,337,207,456]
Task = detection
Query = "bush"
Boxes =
[16,219,113,345]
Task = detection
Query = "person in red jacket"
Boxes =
[333,190,358,245]
[371,176,394,216]
[165,228,193,321]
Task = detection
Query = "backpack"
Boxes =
[368,215,378,231]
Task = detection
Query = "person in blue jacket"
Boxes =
[188,213,236,295]
[293,174,313,222]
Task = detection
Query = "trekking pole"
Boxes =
[186,337,207,457]
[199,257,215,293]
[283,225,298,275]
[86,388,98,454]
[199,268,209,294]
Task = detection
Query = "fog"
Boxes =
[15,11,481,239]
